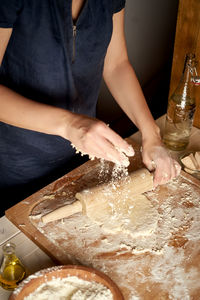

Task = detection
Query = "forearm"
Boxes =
[0,84,72,138]
[0,84,134,166]
[103,60,161,142]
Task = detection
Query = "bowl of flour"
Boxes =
[9,265,124,300]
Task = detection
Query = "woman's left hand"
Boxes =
[141,137,181,187]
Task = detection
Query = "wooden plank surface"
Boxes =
[5,139,200,299]
[169,0,200,128]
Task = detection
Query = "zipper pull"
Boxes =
[72,25,77,63]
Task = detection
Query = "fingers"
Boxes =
[95,137,129,167]
[153,158,181,187]
[68,116,134,166]
[101,124,135,157]
[142,144,181,187]
[82,135,131,166]
[143,157,156,172]
[174,161,181,177]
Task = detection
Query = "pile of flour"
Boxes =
[23,276,113,300]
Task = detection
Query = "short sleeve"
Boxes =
[112,0,126,14]
[0,0,23,28]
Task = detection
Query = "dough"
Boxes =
[76,176,158,237]
[76,190,158,238]
[75,168,157,237]
[42,168,154,224]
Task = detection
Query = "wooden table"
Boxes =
[1,115,200,300]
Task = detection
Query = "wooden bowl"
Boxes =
[9,265,124,300]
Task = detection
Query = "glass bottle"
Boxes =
[163,53,197,151]
[0,242,26,290]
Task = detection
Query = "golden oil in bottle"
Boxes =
[163,53,197,151]
[163,94,195,150]
[0,242,26,290]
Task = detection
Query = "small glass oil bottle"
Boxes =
[163,53,198,151]
[0,242,26,290]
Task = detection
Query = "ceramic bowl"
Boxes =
[9,265,124,300]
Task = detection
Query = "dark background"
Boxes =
[97,0,179,137]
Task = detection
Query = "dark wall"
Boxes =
[97,0,179,137]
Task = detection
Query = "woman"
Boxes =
[0,0,180,212]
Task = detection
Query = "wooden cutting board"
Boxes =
[6,139,200,299]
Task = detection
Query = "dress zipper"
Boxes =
[72,24,77,63]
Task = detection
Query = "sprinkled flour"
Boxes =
[23,276,113,300]
[29,151,200,300]
[71,143,131,167]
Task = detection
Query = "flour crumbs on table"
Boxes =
[35,175,200,255]
[29,168,200,299]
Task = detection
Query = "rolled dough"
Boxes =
[77,192,158,238]
[75,168,157,237]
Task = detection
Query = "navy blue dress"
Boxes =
[0,0,125,210]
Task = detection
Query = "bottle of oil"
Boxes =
[0,242,26,290]
[163,53,197,151]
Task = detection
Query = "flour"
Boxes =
[111,163,129,182]
[94,194,159,239]
[150,245,200,300]
[71,143,131,167]
[71,143,95,160]
[29,167,200,299]
[75,165,155,239]
[23,276,113,300]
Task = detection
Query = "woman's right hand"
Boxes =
[63,112,134,166]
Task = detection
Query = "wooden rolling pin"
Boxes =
[42,168,153,224]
